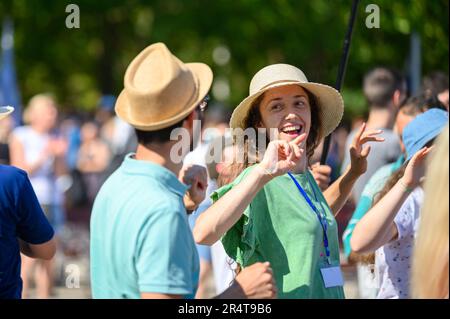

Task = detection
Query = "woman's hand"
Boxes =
[259,133,307,178]
[349,122,384,177]
[401,146,433,189]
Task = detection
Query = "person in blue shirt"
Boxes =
[0,106,56,299]
[90,43,276,299]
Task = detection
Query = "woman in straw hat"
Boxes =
[0,106,56,299]
[194,64,384,298]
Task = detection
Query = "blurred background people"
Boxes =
[97,95,137,177]
[0,106,56,299]
[338,67,406,299]
[188,135,238,298]
[422,71,449,110]
[342,67,407,204]
[76,121,111,223]
[185,103,232,298]
[9,94,68,298]
[342,93,447,298]
[351,109,448,299]
[209,138,239,295]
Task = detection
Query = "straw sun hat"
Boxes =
[0,106,14,121]
[115,42,213,131]
[230,64,344,138]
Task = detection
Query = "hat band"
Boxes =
[257,79,305,92]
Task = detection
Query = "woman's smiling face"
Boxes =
[258,84,311,143]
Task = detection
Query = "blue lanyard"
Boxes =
[287,171,331,264]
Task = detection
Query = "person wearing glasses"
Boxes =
[90,43,277,299]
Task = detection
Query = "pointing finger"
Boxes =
[354,122,367,143]
[359,136,385,145]
[292,133,307,146]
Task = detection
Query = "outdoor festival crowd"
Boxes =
[0,42,448,300]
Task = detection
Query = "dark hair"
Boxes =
[204,104,232,127]
[422,71,449,95]
[363,67,406,108]
[135,117,186,145]
[400,91,447,116]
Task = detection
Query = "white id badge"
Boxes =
[320,266,344,288]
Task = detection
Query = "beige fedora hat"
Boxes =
[230,64,344,138]
[0,106,14,121]
[116,42,213,131]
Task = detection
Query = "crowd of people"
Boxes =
[0,42,448,299]
[0,93,137,298]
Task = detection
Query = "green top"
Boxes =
[212,165,345,299]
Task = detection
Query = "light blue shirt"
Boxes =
[90,154,199,299]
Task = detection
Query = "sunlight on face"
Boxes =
[258,84,311,143]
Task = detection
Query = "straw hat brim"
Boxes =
[230,81,344,138]
[0,106,14,121]
[116,62,213,131]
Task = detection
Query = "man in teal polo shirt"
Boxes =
[90,43,276,299]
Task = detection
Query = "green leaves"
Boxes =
[0,0,447,116]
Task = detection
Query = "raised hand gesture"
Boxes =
[259,133,307,177]
[349,122,384,176]
[401,146,433,189]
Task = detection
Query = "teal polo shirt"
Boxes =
[90,154,199,299]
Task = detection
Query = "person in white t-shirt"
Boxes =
[9,94,67,298]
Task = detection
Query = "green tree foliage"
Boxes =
[0,0,448,120]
